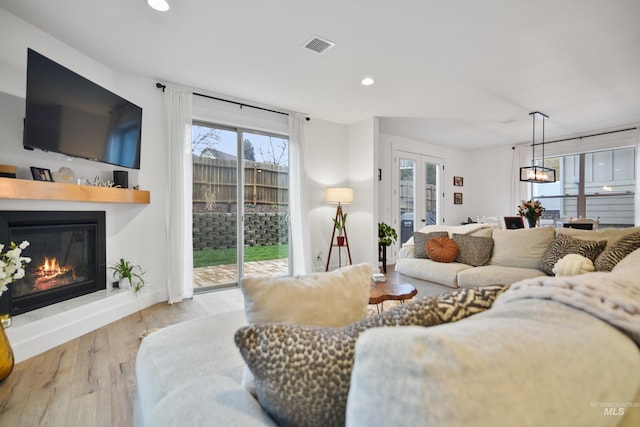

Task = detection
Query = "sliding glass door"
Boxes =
[191,122,290,290]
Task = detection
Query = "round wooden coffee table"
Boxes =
[369,282,417,313]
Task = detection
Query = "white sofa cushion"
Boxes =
[456,265,545,288]
[240,263,371,327]
[347,299,640,427]
[558,226,640,247]
[147,375,278,427]
[395,258,472,288]
[490,226,555,269]
[134,310,248,427]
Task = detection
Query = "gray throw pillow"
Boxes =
[539,233,607,276]
[595,231,640,272]
[452,233,494,266]
[413,231,448,258]
[234,285,508,427]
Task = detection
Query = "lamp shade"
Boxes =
[325,187,353,204]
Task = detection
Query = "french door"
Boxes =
[191,122,290,290]
[393,151,443,245]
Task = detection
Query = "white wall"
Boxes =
[377,132,470,263]
[465,144,519,217]
[347,118,378,268]
[304,118,349,271]
[0,9,167,361]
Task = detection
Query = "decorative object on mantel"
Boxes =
[109,258,146,292]
[87,175,118,188]
[52,167,76,184]
[0,240,31,383]
[325,187,353,271]
[0,164,17,178]
[518,199,545,228]
[30,166,53,182]
[520,111,556,183]
[113,170,129,189]
[453,176,464,186]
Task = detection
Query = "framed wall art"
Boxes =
[454,192,463,205]
[30,167,53,182]
[453,176,464,186]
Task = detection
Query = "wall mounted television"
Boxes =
[24,48,142,169]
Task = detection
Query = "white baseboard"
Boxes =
[6,286,164,363]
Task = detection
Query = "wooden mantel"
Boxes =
[0,177,150,204]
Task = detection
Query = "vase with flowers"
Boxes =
[0,240,31,382]
[518,200,545,228]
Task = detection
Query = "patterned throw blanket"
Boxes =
[494,272,640,345]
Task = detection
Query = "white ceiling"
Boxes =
[1,0,639,150]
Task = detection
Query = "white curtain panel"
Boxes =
[164,87,194,303]
[288,113,312,275]
[636,128,640,226]
[511,144,531,213]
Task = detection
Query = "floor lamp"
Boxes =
[325,187,353,271]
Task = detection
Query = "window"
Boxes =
[191,122,290,291]
[533,146,636,228]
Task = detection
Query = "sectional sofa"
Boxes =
[395,223,640,289]
[134,243,640,427]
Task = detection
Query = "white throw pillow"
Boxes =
[240,263,372,395]
[240,263,372,326]
[552,254,595,276]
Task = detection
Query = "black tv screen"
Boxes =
[24,48,142,169]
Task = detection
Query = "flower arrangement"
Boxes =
[518,200,545,219]
[0,241,31,297]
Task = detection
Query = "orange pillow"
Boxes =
[427,236,459,263]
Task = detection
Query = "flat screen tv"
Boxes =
[24,48,142,169]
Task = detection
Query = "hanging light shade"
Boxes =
[520,111,556,183]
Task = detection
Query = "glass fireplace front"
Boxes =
[0,211,106,315]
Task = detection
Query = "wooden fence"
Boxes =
[192,155,289,207]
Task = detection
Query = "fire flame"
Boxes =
[38,257,71,277]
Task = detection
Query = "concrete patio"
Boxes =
[193,259,288,288]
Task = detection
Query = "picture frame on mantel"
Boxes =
[454,192,463,204]
[453,176,464,186]
[30,167,53,182]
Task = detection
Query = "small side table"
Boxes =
[369,282,417,313]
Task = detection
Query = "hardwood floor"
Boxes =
[0,288,244,427]
[0,266,404,426]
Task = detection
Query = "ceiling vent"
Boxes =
[303,35,335,54]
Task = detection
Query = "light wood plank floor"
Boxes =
[0,265,405,426]
[0,287,245,427]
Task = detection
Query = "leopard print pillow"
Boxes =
[234,285,507,427]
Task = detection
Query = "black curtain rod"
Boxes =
[155,82,303,119]
[532,126,638,147]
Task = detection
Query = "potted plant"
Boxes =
[378,222,397,247]
[333,213,348,246]
[377,222,397,273]
[109,258,145,292]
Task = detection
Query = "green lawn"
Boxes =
[193,244,288,268]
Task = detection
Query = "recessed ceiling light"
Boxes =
[361,77,375,86]
[148,0,170,12]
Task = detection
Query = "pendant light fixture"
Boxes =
[520,111,556,183]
